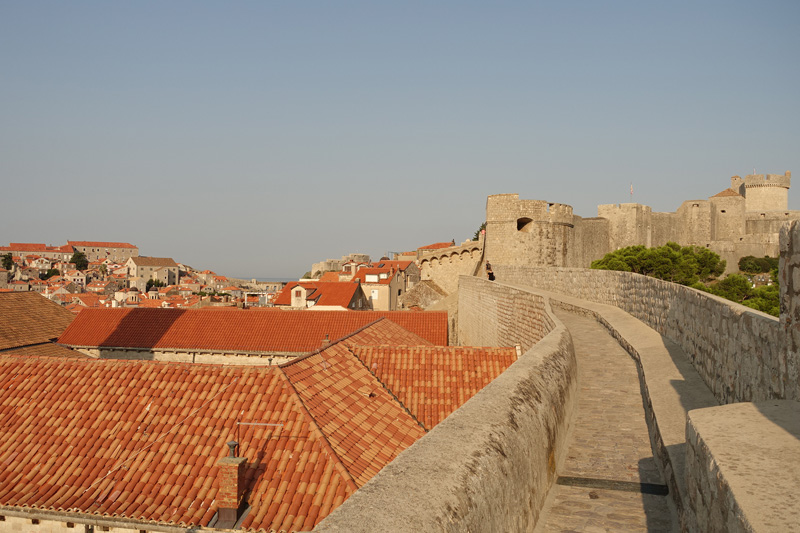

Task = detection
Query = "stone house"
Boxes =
[352,266,405,311]
[67,240,138,262]
[273,281,369,310]
[125,256,179,285]
[64,270,86,289]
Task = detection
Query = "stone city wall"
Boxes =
[314,277,577,533]
[493,265,795,404]
[419,240,482,295]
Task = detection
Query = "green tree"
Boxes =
[41,268,60,280]
[99,263,108,276]
[738,255,778,274]
[709,274,751,303]
[70,251,89,270]
[741,284,780,316]
[473,222,486,241]
[1,253,13,271]
[146,279,166,291]
[591,242,724,285]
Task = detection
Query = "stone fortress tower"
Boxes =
[484,171,797,274]
[731,171,791,212]
[484,194,575,267]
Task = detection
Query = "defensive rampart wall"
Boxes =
[418,240,483,294]
[493,264,798,404]
[314,277,577,532]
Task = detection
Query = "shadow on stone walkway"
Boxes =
[534,310,678,533]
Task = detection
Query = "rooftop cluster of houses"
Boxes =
[2,239,461,314]
[0,241,259,312]
[0,291,516,532]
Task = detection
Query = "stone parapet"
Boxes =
[685,401,800,533]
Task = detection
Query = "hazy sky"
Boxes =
[2,1,798,278]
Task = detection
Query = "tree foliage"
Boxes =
[738,255,778,274]
[473,222,486,241]
[593,244,780,317]
[701,274,780,317]
[1,253,13,271]
[591,242,725,285]
[70,251,88,270]
[42,268,60,280]
[146,279,166,291]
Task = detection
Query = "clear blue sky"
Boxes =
[2,1,798,278]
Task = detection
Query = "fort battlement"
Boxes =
[744,171,791,189]
[486,194,574,225]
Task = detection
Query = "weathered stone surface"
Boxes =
[686,401,800,533]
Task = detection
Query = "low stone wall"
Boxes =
[685,401,800,533]
[313,278,577,532]
[494,266,793,404]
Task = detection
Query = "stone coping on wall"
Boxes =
[504,284,719,529]
[686,401,800,533]
[313,287,577,532]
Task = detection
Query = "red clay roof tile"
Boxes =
[352,346,517,429]
[0,292,76,350]
[0,357,353,532]
[58,309,447,352]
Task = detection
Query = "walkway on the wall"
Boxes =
[535,310,677,532]
[509,284,720,532]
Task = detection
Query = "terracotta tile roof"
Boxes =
[352,346,517,429]
[351,267,395,285]
[0,292,76,350]
[364,311,448,345]
[250,309,447,346]
[711,188,744,198]
[318,272,341,282]
[57,308,443,353]
[418,241,455,250]
[129,256,178,268]
[280,321,428,486]
[68,241,138,249]
[3,342,87,358]
[2,243,73,253]
[273,282,361,307]
[372,260,415,271]
[0,357,354,532]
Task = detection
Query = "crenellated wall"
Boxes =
[314,277,577,533]
[418,240,483,295]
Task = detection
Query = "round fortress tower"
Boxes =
[485,194,575,267]
[732,171,791,212]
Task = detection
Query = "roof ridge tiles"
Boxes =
[278,319,386,368]
[346,345,428,432]
[275,370,359,493]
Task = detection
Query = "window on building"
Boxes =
[517,217,534,232]
[371,289,379,300]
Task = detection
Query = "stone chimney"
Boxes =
[216,441,247,528]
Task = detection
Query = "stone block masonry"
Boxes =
[685,401,800,533]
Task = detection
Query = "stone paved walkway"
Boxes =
[535,310,677,532]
